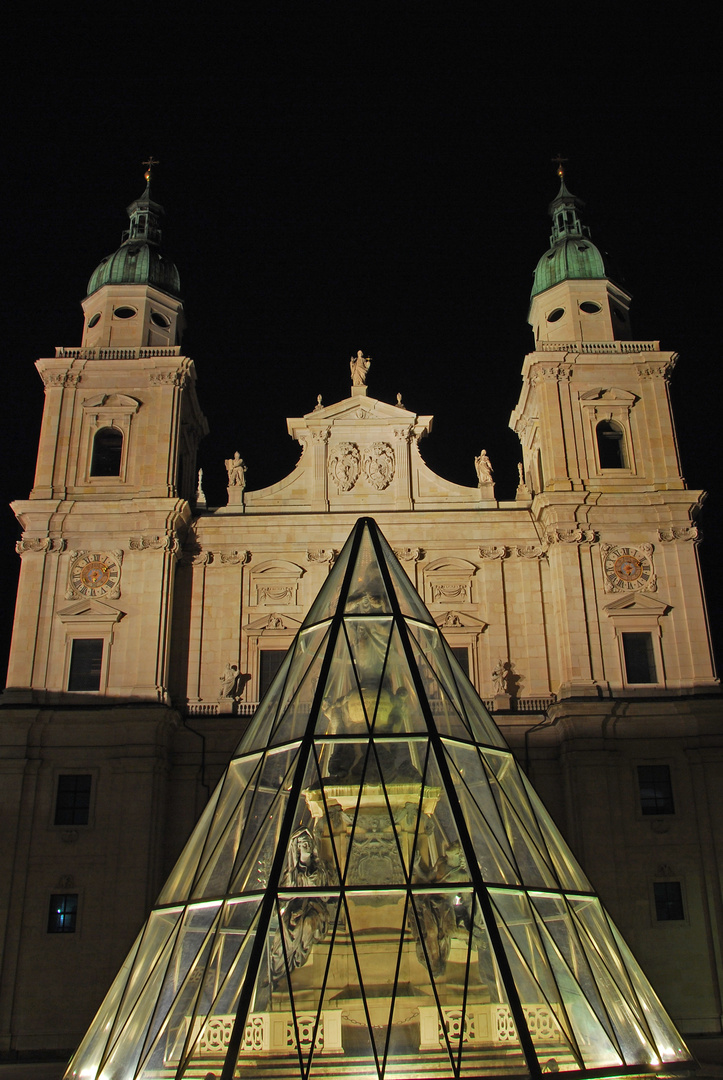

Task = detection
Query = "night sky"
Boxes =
[1,6,721,680]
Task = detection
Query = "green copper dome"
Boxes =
[86,182,181,299]
[531,179,606,298]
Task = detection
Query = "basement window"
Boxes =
[55,774,92,826]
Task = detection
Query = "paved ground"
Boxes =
[1,1039,721,1079]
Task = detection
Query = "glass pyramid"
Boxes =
[66,518,694,1080]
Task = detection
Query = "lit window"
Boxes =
[596,420,627,469]
[654,881,684,922]
[68,639,103,692]
[637,765,674,815]
[55,775,92,826]
[48,894,78,934]
[622,632,657,684]
[90,427,123,477]
[259,650,286,699]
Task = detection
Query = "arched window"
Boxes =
[90,427,123,477]
[596,420,627,469]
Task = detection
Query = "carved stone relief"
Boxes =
[478,546,508,561]
[16,537,66,555]
[658,526,699,543]
[328,442,361,492]
[362,443,395,489]
[307,549,337,565]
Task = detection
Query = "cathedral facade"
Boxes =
[1,176,721,1060]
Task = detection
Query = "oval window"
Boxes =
[114,306,136,320]
[87,313,101,328]
[580,301,601,314]
[151,312,170,328]
[547,308,565,323]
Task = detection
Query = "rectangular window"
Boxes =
[55,774,92,826]
[637,765,674,815]
[68,639,103,691]
[48,893,78,933]
[622,632,657,684]
[653,881,684,922]
[259,650,286,699]
[451,647,470,678]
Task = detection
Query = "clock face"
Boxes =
[70,553,120,598]
[613,554,643,581]
[603,547,652,591]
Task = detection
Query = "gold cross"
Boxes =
[551,153,568,179]
[142,156,159,182]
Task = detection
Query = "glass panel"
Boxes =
[229,766,299,894]
[344,615,393,694]
[136,901,223,1073]
[408,632,474,742]
[189,756,263,900]
[99,908,186,1079]
[411,747,471,887]
[270,627,332,748]
[608,921,693,1064]
[442,741,520,885]
[489,889,582,1072]
[313,739,368,880]
[528,892,621,1060]
[316,625,371,738]
[237,648,294,754]
[301,530,356,629]
[177,898,265,1077]
[482,752,559,888]
[375,528,435,624]
[527,894,625,1069]
[372,624,429,734]
[519,771,592,892]
[568,897,660,1064]
[344,526,393,615]
[64,928,143,1080]
[345,752,405,887]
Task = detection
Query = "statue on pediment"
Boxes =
[350,349,371,386]
[475,448,494,486]
[225,451,247,489]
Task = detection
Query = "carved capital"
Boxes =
[41,370,81,388]
[16,537,66,555]
[311,427,331,443]
[307,548,337,565]
[218,550,251,565]
[129,535,179,553]
[478,545,508,561]
[149,369,188,388]
[546,527,596,545]
[393,425,413,442]
[658,526,700,543]
[636,358,676,380]
[514,544,547,560]
[180,549,213,566]
[393,547,423,563]
[531,363,572,386]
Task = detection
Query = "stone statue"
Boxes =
[517,461,525,486]
[475,449,494,486]
[269,829,331,983]
[313,394,324,411]
[225,452,247,488]
[492,658,509,695]
[396,392,404,408]
[350,349,371,386]
[219,663,240,698]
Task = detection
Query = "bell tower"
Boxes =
[5,169,208,702]
[510,168,715,700]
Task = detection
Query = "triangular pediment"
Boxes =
[298,393,421,424]
[56,599,124,622]
[67,518,692,1080]
[604,592,670,615]
[243,612,303,633]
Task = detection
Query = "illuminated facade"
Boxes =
[0,176,721,1064]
